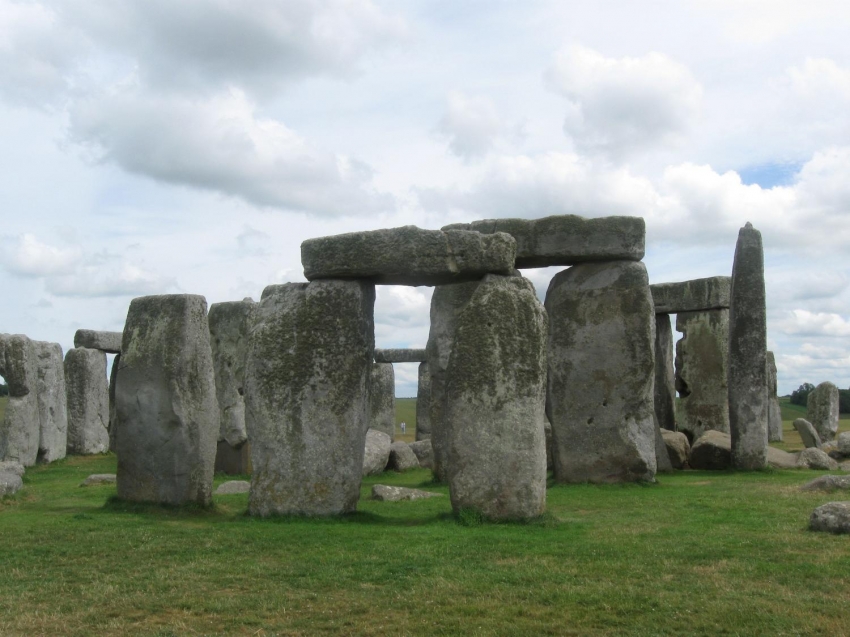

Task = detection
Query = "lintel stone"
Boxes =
[73,329,122,354]
[650,277,731,314]
[374,348,427,363]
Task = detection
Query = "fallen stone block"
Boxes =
[0,471,23,496]
[801,475,850,492]
[661,430,690,469]
[650,277,731,314]
[388,442,419,472]
[73,330,122,354]
[797,448,839,471]
[767,447,799,469]
[214,480,250,495]
[689,430,732,470]
[810,501,850,534]
[374,348,427,363]
[409,439,433,469]
[371,484,443,502]
[793,418,822,449]
[80,474,116,487]
[363,429,392,476]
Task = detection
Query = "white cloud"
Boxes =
[46,261,174,298]
[236,225,271,257]
[0,233,81,276]
[774,310,850,337]
[436,92,505,160]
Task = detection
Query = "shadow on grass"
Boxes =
[102,496,218,518]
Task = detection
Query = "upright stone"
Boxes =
[654,314,676,431]
[675,310,730,443]
[766,351,782,442]
[728,222,768,470]
[445,275,547,519]
[65,348,109,455]
[115,294,219,505]
[415,362,431,441]
[546,261,657,483]
[369,363,395,438]
[807,382,839,443]
[0,334,40,466]
[108,354,120,452]
[33,341,67,463]
[245,280,375,517]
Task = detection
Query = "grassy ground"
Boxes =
[773,396,850,452]
[393,397,417,443]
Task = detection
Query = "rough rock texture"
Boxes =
[794,418,822,449]
[374,348,427,363]
[654,417,674,473]
[0,461,25,476]
[728,223,768,470]
[0,334,41,466]
[675,310,729,443]
[662,430,691,469]
[797,448,839,470]
[65,348,109,455]
[689,430,732,470]
[215,441,253,475]
[80,474,116,487]
[115,294,219,506]
[388,442,420,471]
[654,314,676,432]
[0,471,23,496]
[73,329,122,354]
[809,501,850,534]
[650,277,731,314]
[546,261,656,483]
[442,215,645,268]
[766,351,783,442]
[839,432,850,457]
[544,418,554,471]
[801,475,850,492]
[215,480,250,495]
[33,341,67,463]
[807,382,839,443]
[409,439,433,469]
[363,429,392,476]
[369,363,395,438]
[245,281,374,516]
[767,447,799,469]
[302,226,516,286]
[108,354,120,452]
[415,362,431,441]
[371,484,443,502]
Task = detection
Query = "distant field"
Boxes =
[393,397,417,442]
[772,396,849,452]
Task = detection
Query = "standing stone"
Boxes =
[654,416,674,473]
[108,354,120,452]
[33,341,67,463]
[793,418,822,449]
[363,428,392,476]
[766,351,783,442]
[65,348,109,455]
[388,442,419,472]
[661,430,691,469]
[115,294,219,506]
[807,382,839,443]
[369,363,395,439]
[728,222,768,470]
[654,314,676,431]
[446,275,548,519]
[245,281,375,517]
[415,362,431,441]
[0,334,41,466]
[675,310,730,443]
[546,261,657,483]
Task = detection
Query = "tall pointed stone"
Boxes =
[33,341,67,463]
[766,351,783,442]
[369,363,395,439]
[65,347,109,455]
[0,334,40,466]
[415,362,431,441]
[654,314,676,431]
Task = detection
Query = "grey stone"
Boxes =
[842,461,850,472]
[108,353,119,452]
[369,363,395,439]
[73,329,122,354]
[654,314,676,432]
[0,334,40,466]
[214,480,250,495]
[446,275,548,519]
[801,475,850,492]
[654,416,674,473]
[33,341,67,463]
[442,215,645,268]
[115,294,219,506]
[796,447,839,471]
[767,447,799,469]
[661,430,691,470]
[0,471,23,497]
[371,484,443,502]
[363,429,392,476]
[689,430,732,470]
[809,501,850,534]
[807,382,839,443]
[793,418,822,449]
[650,277,731,314]
[374,348,427,363]
[301,226,516,286]
[728,223,768,470]
[838,432,850,457]
[64,348,109,455]
[766,351,782,442]
[0,461,24,476]
[388,441,419,472]
[409,439,434,469]
[544,418,553,471]
[546,261,656,483]
[80,473,116,487]
[675,309,729,443]
[245,281,374,516]
[215,441,253,475]
[415,362,431,441]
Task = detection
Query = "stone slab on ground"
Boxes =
[0,461,25,476]
[650,277,731,314]
[363,429,392,476]
[661,430,690,469]
[374,348,427,363]
[388,442,420,471]
[689,430,732,470]
[797,448,839,471]
[73,330,122,354]
[809,501,850,534]
[794,418,822,449]
[371,484,443,502]
[801,475,850,492]
[0,471,23,496]
[80,474,116,487]
[409,439,433,469]
[767,447,799,469]
[215,480,250,495]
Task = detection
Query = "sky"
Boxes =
[1,0,850,397]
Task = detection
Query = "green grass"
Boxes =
[773,397,850,452]
[394,397,417,443]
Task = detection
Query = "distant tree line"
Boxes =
[790,382,850,413]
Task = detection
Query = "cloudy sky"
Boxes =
[2,0,850,396]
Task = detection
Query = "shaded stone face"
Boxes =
[766,351,782,442]
[374,348,426,363]
[546,261,657,483]
[650,277,731,314]
[33,341,67,463]
[301,226,516,286]
[108,354,120,452]
[807,381,839,442]
[245,280,375,516]
[414,362,431,441]
[363,428,391,476]
[65,347,109,456]
[73,330,122,354]
[0,334,40,467]
[369,363,395,439]
[689,430,732,470]
[115,294,219,506]
[793,418,822,449]
[653,314,676,432]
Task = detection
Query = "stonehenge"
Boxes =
[766,352,782,442]
[653,314,676,432]
[0,334,41,466]
[65,347,110,455]
[807,381,839,442]
[33,341,67,463]
[369,362,395,438]
[74,329,122,354]
[374,348,426,363]
[415,362,431,441]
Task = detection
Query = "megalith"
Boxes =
[115,294,219,506]
[807,381,839,443]
[73,329,122,354]
[728,222,768,470]
[33,341,67,463]
[0,334,41,466]
[766,351,782,442]
[415,362,431,441]
[445,275,548,519]
[108,354,119,451]
[245,280,375,517]
[546,261,657,483]
[369,363,395,438]
[65,347,109,455]
[654,314,676,431]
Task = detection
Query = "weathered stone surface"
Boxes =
[546,261,656,483]
[363,429,392,476]
[442,215,645,268]
[794,418,822,449]
[415,362,431,441]
[108,353,119,452]
[409,439,433,469]
[766,351,782,442]
[0,460,24,476]
[650,277,731,314]
[654,314,676,432]
[388,442,419,471]
[65,348,109,456]
[801,475,850,492]
[446,275,548,519]
[215,480,250,495]
[33,341,67,463]
[215,441,252,475]
[209,300,256,449]
[689,430,732,470]
[809,501,850,534]
[675,309,729,443]
[374,348,426,363]
[662,430,691,469]
[767,447,799,469]
[73,329,122,354]
[841,461,850,472]
[807,382,839,443]
[245,281,374,516]
[728,223,768,470]
[0,471,23,496]
[0,334,40,466]
[371,484,443,502]
[369,363,395,438]
[115,294,219,506]
[838,432,850,457]
[654,417,674,473]
[544,418,553,471]
[80,473,116,487]
[302,226,516,286]
[797,448,839,470]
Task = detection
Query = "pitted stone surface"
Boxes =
[369,363,395,438]
[374,348,427,363]
[442,215,645,268]
[809,501,850,534]
[245,281,374,516]
[797,448,839,471]
[371,485,443,502]
[215,480,250,495]
[801,475,850,492]
[65,348,109,456]
[650,277,731,314]
[415,362,431,441]
[73,330,122,354]
[33,341,67,463]
[301,226,516,286]
[0,471,23,496]
[546,261,656,483]
[766,351,782,442]
[654,314,676,432]
[794,418,822,449]
[807,382,839,443]
[689,430,732,470]
[767,447,798,469]
[0,461,24,476]
[0,334,40,466]
[654,417,673,473]
[388,442,419,472]
[115,294,219,506]
[363,429,392,476]
[409,439,433,469]
[661,430,690,469]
